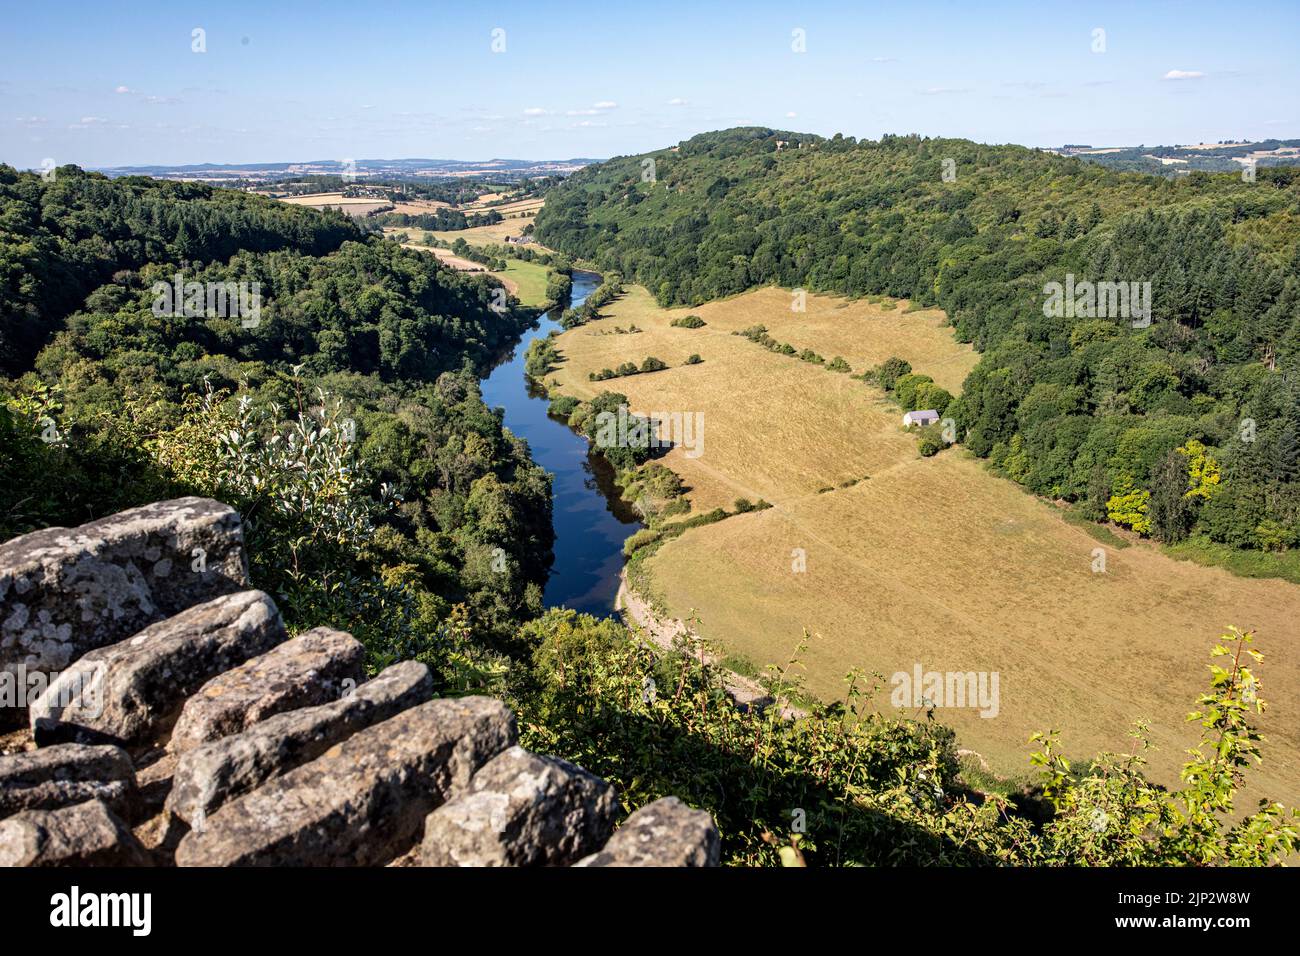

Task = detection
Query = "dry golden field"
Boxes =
[425,196,548,247]
[432,214,540,247]
[548,284,1300,803]
[464,195,544,218]
[277,192,390,212]
[389,198,452,214]
[547,285,978,513]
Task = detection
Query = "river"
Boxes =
[479,270,642,617]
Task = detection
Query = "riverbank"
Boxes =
[616,566,804,718]
[477,270,642,616]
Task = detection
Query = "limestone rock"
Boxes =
[166,660,432,825]
[575,797,720,867]
[168,627,364,753]
[174,696,515,866]
[0,498,249,727]
[29,590,285,749]
[0,798,150,866]
[420,745,617,867]
[0,743,137,818]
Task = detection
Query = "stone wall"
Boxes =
[0,499,719,867]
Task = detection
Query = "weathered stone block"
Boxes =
[174,696,515,866]
[0,798,150,866]
[29,590,285,749]
[0,499,249,719]
[0,743,137,818]
[575,797,720,867]
[166,660,432,825]
[420,745,617,867]
[169,627,365,753]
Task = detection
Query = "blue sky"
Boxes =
[1,0,1296,169]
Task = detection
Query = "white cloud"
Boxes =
[114,85,133,94]
[523,106,549,116]
[920,86,969,95]
[1163,70,1205,80]
[785,111,797,118]
[667,97,688,106]
[569,100,617,116]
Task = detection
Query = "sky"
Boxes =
[1,0,1296,169]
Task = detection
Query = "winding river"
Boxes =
[479,270,642,617]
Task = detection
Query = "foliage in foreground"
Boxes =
[512,613,1297,866]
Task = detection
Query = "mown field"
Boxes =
[384,230,553,308]
[546,285,978,513]
[432,214,540,247]
[465,195,544,218]
[546,284,1300,804]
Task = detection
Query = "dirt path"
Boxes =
[616,567,804,718]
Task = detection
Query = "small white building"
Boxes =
[902,409,940,428]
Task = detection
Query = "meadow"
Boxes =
[380,225,559,308]
[432,213,540,247]
[547,284,1300,803]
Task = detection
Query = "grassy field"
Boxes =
[489,257,551,307]
[546,285,978,513]
[547,284,1300,805]
[465,196,544,217]
[385,232,553,308]
[432,214,541,247]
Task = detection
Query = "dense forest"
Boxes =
[536,128,1300,559]
[1,165,553,653]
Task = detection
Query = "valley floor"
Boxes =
[546,284,1300,806]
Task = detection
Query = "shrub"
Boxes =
[622,527,662,556]
[548,394,580,419]
[876,357,913,391]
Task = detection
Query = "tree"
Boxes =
[1107,475,1151,534]
[1149,450,1192,543]
[876,356,913,391]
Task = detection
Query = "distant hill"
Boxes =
[535,126,1300,557]
[1052,140,1300,176]
[95,157,601,184]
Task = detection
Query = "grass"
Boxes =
[384,228,555,309]
[1055,505,1132,549]
[1165,535,1300,585]
[493,257,552,308]
[432,213,544,248]
[546,282,1300,807]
